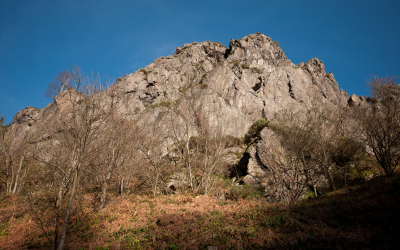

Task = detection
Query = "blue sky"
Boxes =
[1,0,399,123]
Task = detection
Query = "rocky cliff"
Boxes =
[13,33,357,136]
[7,33,366,198]
[91,33,352,137]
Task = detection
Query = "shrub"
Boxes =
[224,135,244,147]
[223,179,264,200]
[240,64,249,69]
[116,77,123,82]
[251,67,263,74]
[147,101,171,110]
[224,99,231,106]
[244,119,271,144]
[229,60,240,67]
[173,54,178,58]
[199,83,208,89]
[139,68,151,76]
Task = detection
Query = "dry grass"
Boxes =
[1,175,400,249]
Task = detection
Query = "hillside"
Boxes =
[2,33,399,250]
[1,173,399,249]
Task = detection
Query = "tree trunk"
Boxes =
[325,166,336,190]
[186,140,193,191]
[119,178,124,195]
[100,149,115,210]
[57,166,79,250]
[12,156,24,194]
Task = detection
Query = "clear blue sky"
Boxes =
[1,0,399,123]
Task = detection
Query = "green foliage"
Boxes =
[147,101,171,110]
[173,54,178,58]
[240,63,249,69]
[229,60,240,67]
[251,67,263,74]
[139,68,152,76]
[224,135,244,147]
[224,98,231,106]
[261,214,287,228]
[116,77,123,82]
[0,222,9,236]
[223,179,264,200]
[244,119,271,144]
[272,41,279,46]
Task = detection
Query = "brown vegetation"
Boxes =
[1,173,400,249]
[2,66,400,249]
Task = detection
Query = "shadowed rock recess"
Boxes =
[9,33,364,198]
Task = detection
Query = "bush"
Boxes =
[116,77,123,82]
[240,64,249,69]
[224,99,231,106]
[251,67,263,74]
[244,119,270,144]
[139,68,151,76]
[223,179,264,200]
[229,60,240,67]
[224,135,244,147]
[199,83,208,89]
[147,101,171,110]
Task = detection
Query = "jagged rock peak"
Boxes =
[227,33,292,67]
[12,106,40,125]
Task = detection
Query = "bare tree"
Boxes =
[45,65,85,100]
[356,76,400,176]
[136,118,171,196]
[0,117,32,194]
[97,117,135,209]
[30,73,113,250]
[270,102,365,199]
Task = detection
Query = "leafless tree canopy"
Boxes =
[45,65,86,100]
[357,76,400,176]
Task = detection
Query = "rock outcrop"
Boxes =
[8,33,366,201]
[13,33,362,138]
[235,127,329,203]
[99,33,353,138]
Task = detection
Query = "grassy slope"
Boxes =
[1,175,400,250]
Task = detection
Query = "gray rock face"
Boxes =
[101,32,353,138]
[12,106,40,125]
[12,33,364,138]
[7,33,364,202]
